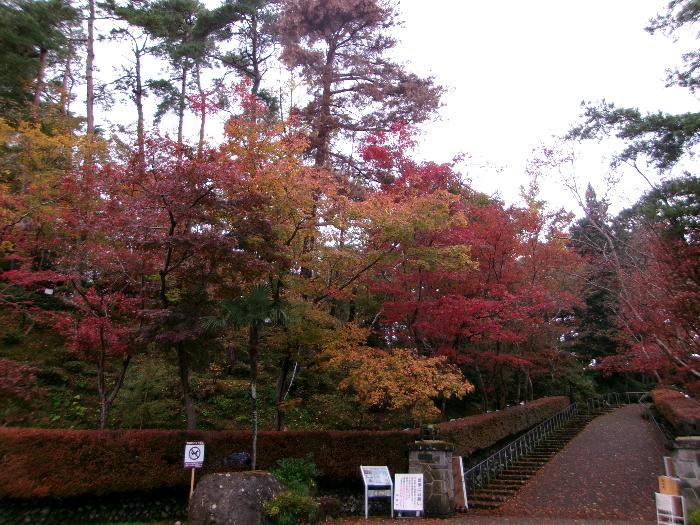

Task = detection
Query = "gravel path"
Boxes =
[497,404,665,521]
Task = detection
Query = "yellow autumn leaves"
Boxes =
[320,324,474,423]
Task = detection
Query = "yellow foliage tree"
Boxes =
[321,324,474,424]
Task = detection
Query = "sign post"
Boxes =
[393,473,423,518]
[184,441,205,500]
[452,456,468,511]
[360,466,393,519]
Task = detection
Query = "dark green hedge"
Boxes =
[0,396,568,499]
[652,387,700,435]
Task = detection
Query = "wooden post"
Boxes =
[189,467,196,500]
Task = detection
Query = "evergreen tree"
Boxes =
[111,0,249,147]
[568,185,619,363]
[568,0,700,170]
[0,0,78,117]
[277,0,443,170]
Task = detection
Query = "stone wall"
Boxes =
[0,492,186,525]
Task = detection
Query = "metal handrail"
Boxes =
[463,391,650,494]
[463,403,579,493]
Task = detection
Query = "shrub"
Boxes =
[652,388,700,435]
[689,507,700,525]
[439,396,569,457]
[272,454,318,496]
[318,495,341,519]
[262,490,321,525]
[2,330,21,345]
[0,359,45,401]
[0,396,568,499]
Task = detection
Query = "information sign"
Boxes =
[659,475,681,496]
[360,466,393,519]
[393,473,423,516]
[361,466,392,487]
[184,441,205,469]
[655,492,686,524]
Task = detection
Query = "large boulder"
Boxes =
[188,472,283,525]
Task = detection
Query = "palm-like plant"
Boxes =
[209,283,288,469]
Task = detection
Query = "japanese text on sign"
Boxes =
[394,473,423,512]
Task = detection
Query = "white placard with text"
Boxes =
[394,473,423,513]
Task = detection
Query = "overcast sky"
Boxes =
[391,0,699,213]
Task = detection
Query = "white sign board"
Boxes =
[361,466,392,487]
[184,441,205,469]
[655,492,686,525]
[394,474,423,514]
[360,466,393,519]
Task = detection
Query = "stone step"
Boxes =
[511,461,545,468]
[463,408,619,513]
[467,499,501,509]
[471,490,512,502]
[476,488,516,496]
[494,471,530,481]
[501,468,539,476]
[489,480,527,488]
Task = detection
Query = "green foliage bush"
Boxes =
[272,454,318,496]
[2,330,21,345]
[112,358,182,429]
[689,507,700,525]
[262,490,321,525]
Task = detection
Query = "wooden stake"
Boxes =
[189,468,196,500]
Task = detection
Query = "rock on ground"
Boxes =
[188,471,283,525]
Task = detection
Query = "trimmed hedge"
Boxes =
[652,388,700,435]
[439,396,569,457]
[0,428,416,499]
[0,396,568,499]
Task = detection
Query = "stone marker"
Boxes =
[670,436,700,509]
[189,472,283,525]
[408,426,455,517]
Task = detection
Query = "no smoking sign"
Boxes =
[184,441,205,469]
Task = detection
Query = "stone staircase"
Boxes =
[466,406,616,510]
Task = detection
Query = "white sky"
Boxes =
[391,0,699,213]
[96,0,699,215]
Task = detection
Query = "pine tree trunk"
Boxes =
[475,363,489,413]
[177,344,197,430]
[177,65,188,149]
[32,47,48,117]
[249,322,260,469]
[134,47,145,175]
[275,353,291,431]
[60,56,72,117]
[250,11,261,96]
[86,0,95,137]
[195,65,205,158]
